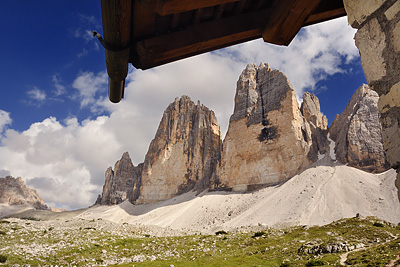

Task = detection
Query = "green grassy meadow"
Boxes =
[0,216,399,266]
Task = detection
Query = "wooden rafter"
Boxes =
[132,9,271,69]
[262,0,322,45]
[99,0,347,102]
[155,0,241,16]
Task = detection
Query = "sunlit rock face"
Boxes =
[136,96,222,203]
[217,63,327,190]
[97,152,142,205]
[329,84,389,173]
[0,176,48,210]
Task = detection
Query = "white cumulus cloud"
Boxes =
[27,87,46,102]
[0,110,12,134]
[72,71,108,110]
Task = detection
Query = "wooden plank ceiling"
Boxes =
[129,0,345,69]
[99,0,345,102]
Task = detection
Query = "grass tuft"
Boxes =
[0,255,7,263]
[305,259,324,266]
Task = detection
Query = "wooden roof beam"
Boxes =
[131,9,272,69]
[262,0,322,46]
[101,0,132,103]
[304,0,346,26]
[305,7,346,26]
[155,0,241,16]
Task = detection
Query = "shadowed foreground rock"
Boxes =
[0,176,48,210]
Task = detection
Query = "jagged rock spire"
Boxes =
[97,152,142,205]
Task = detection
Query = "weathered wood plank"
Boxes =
[131,9,271,69]
[262,0,322,46]
[304,7,346,26]
[156,0,241,15]
[304,0,346,26]
[132,0,156,39]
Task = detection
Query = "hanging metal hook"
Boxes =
[92,31,130,52]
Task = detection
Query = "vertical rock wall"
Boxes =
[136,96,222,203]
[217,63,326,190]
[343,0,400,198]
[329,84,389,173]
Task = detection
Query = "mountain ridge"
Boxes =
[98,63,390,205]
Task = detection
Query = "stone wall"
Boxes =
[343,0,400,199]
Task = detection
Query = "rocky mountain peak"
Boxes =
[137,95,222,203]
[218,63,327,190]
[329,84,389,173]
[98,65,389,205]
[0,176,48,210]
[231,63,293,126]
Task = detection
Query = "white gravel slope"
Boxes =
[78,164,400,233]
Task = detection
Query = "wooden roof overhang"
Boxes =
[98,0,346,102]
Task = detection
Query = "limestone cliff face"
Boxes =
[217,63,327,190]
[137,96,222,203]
[329,84,389,173]
[97,152,142,205]
[301,92,329,162]
[0,176,48,210]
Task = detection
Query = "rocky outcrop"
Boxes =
[0,176,48,210]
[329,84,389,173]
[136,96,222,203]
[97,152,142,205]
[217,63,327,190]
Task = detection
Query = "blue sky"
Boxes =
[0,2,366,209]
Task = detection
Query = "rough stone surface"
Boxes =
[393,22,400,52]
[396,172,400,202]
[97,152,142,205]
[385,1,400,21]
[355,18,387,83]
[378,81,400,113]
[380,107,400,169]
[0,176,48,210]
[137,96,222,203]
[329,84,389,173]
[217,63,326,189]
[343,0,386,27]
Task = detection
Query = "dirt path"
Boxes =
[340,240,399,266]
[339,247,367,266]
[386,255,399,267]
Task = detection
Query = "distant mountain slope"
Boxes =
[0,176,47,210]
[80,163,400,233]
